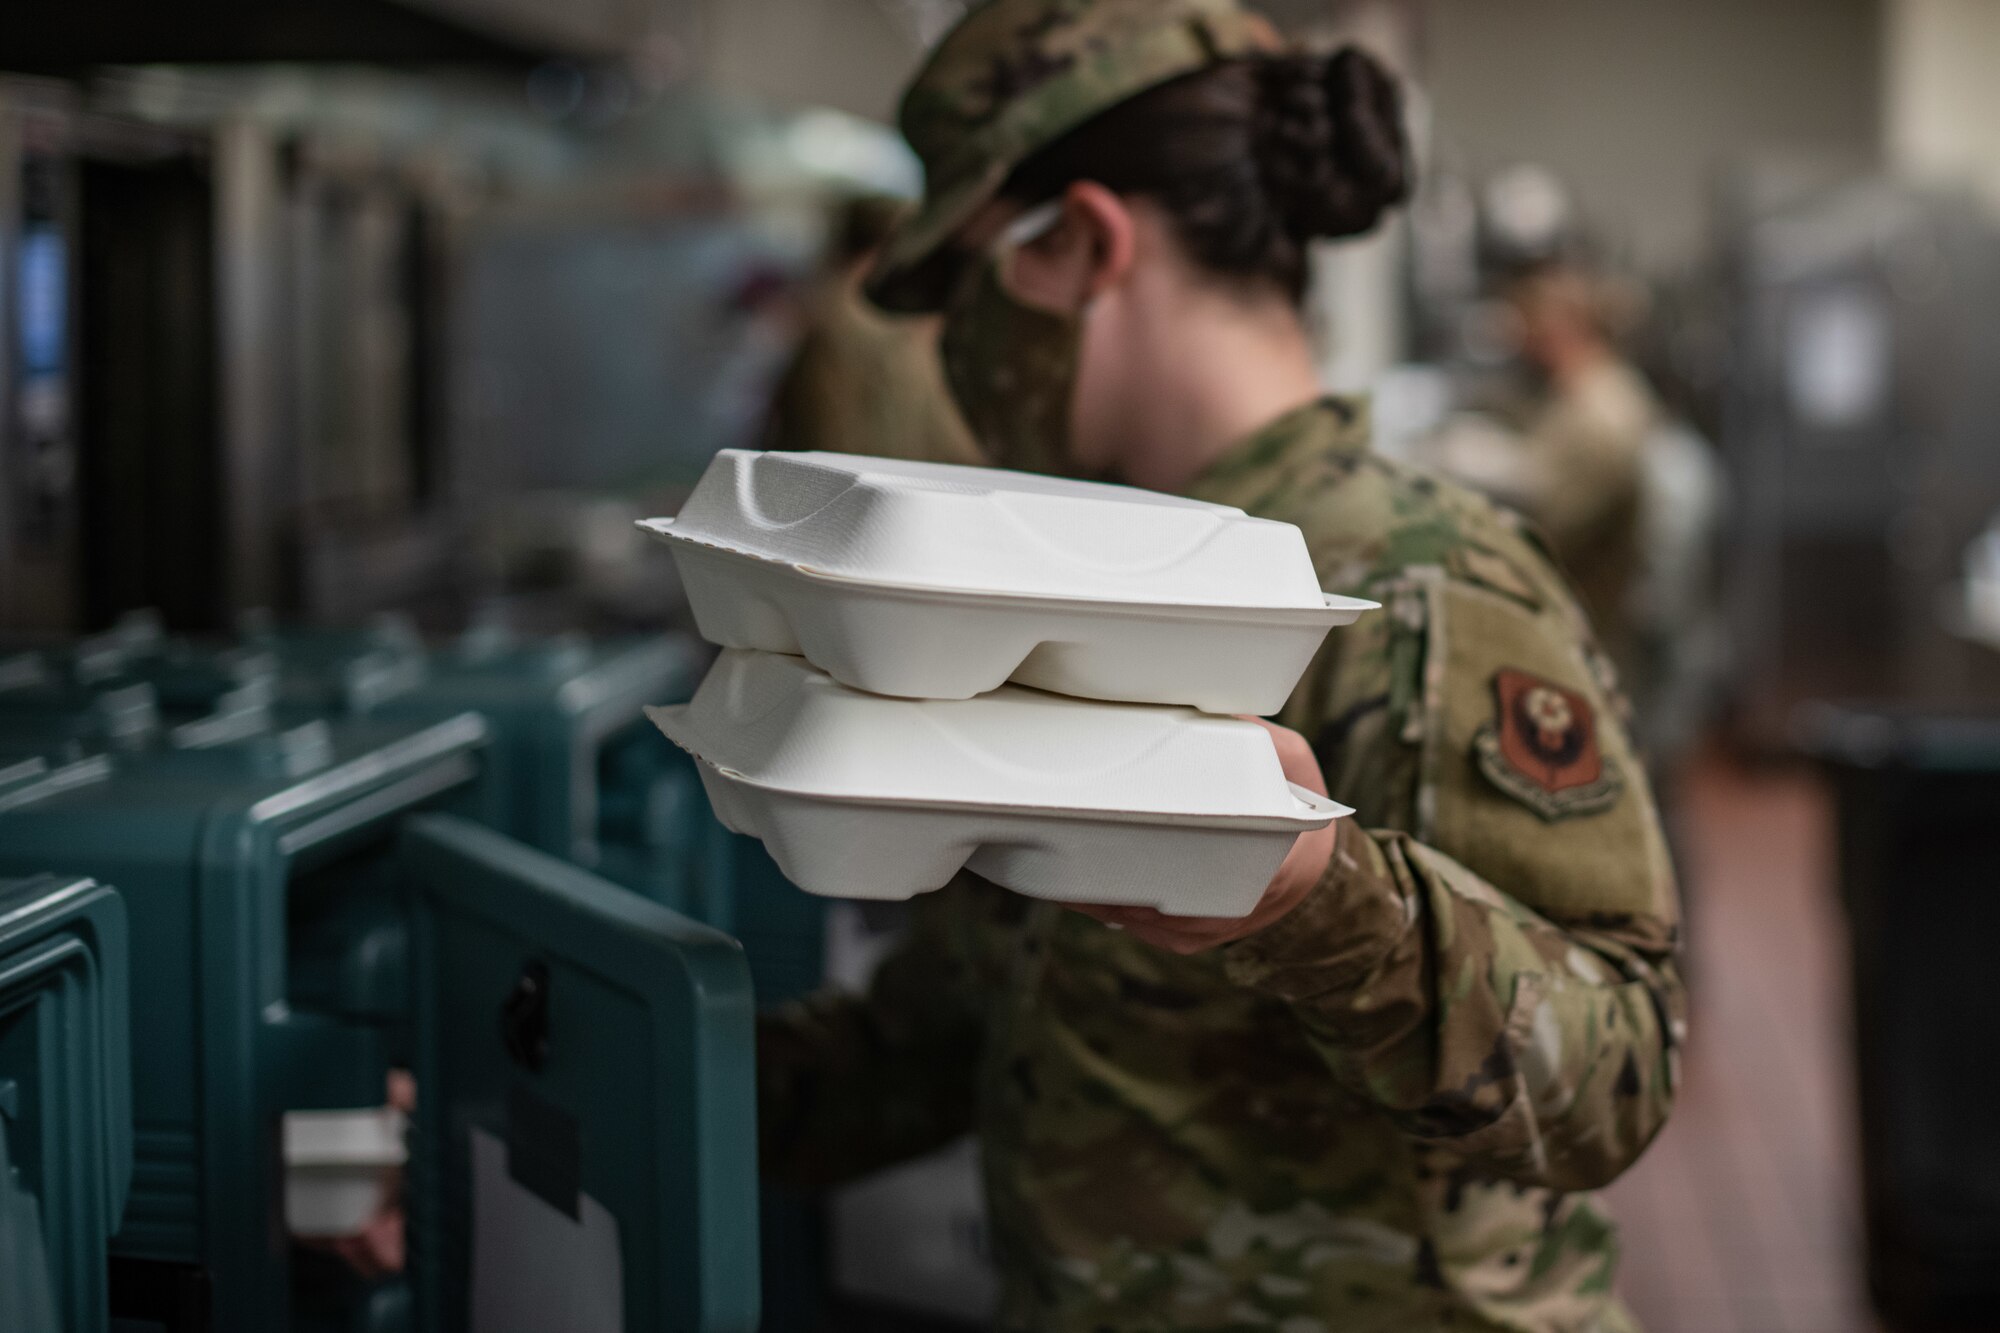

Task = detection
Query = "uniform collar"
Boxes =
[1182,395,1372,508]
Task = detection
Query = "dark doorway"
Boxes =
[77,152,222,632]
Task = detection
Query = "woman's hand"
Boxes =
[1067,718,1338,954]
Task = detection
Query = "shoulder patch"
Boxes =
[1473,669,1623,821]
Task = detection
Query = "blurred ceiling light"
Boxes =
[1482,162,1574,261]
[779,108,921,197]
[1784,286,1889,433]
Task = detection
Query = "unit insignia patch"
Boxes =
[1473,668,1624,821]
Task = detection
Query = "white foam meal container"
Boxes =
[646,650,1348,918]
[640,450,1376,714]
[283,1107,407,1238]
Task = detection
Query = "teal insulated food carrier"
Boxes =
[241,616,824,1010]
[0,708,493,1330]
[0,620,768,1331]
[244,616,742,929]
[0,874,132,1333]
[404,816,759,1333]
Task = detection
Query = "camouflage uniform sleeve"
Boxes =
[1223,565,1685,1193]
[757,877,987,1188]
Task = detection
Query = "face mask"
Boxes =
[938,203,1086,477]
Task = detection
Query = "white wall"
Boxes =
[1885,0,2000,212]
[1423,0,1884,274]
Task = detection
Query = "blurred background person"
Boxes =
[761,192,984,465]
[1483,260,1655,669]
[1413,253,1727,763]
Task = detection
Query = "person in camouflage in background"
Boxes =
[758,2,1685,1329]
[761,194,986,466]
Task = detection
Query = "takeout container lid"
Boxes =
[645,651,1348,915]
[644,449,1332,608]
[640,451,1375,714]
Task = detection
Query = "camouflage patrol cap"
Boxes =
[866,0,1282,313]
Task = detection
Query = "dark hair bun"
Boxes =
[997,42,1413,301]
[1253,46,1412,242]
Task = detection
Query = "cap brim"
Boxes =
[863,159,1011,314]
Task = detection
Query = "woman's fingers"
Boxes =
[1059,720,1334,953]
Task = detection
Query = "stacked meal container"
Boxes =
[641,450,1376,918]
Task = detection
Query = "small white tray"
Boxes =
[646,650,1347,917]
[283,1108,406,1238]
[640,450,1373,713]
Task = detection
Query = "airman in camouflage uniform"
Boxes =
[759,4,1683,1330]
[761,196,986,466]
[1430,262,1663,686]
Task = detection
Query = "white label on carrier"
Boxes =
[469,1127,623,1333]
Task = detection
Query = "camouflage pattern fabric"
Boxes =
[866,0,1281,312]
[759,397,1684,1332]
[938,259,1085,476]
[761,275,986,466]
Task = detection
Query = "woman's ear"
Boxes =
[1066,182,1137,303]
[1009,181,1137,313]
